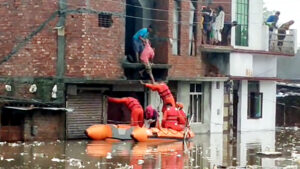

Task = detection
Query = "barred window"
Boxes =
[190,83,203,123]
[98,13,113,28]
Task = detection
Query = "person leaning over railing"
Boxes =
[277,20,294,49]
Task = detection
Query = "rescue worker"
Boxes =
[139,39,155,83]
[107,97,144,127]
[144,105,158,128]
[140,81,175,113]
[162,104,185,131]
[175,102,187,126]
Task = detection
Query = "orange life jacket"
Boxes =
[163,107,179,127]
[159,84,173,100]
[127,98,142,111]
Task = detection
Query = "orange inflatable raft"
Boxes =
[85,124,194,142]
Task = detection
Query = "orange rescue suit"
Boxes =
[162,107,185,131]
[108,97,144,127]
[144,83,175,113]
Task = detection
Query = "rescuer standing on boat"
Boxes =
[140,81,175,113]
[176,102,187,126]
[162,104,185,131]
[107,97,144,127]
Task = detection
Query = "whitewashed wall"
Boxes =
[231,0,266,50]
[238,80,276,131]
[253,55,277,77]
[230,53,253,76]
[210,82,224,133]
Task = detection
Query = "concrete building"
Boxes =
[0,0,297,141]
[207,0,297,132]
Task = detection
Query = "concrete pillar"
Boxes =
[176,81,190,113]
[210,81,224,133]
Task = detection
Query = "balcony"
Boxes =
[269,29,297,56]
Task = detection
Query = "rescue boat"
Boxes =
[85,124,194,142]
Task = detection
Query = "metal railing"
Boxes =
[269,29,296,55]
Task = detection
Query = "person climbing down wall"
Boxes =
[139,39,155,83]
[107,97,144,127]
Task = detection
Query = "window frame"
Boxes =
[98,13,113,28]
[247,81,263,119]
[235,0,249,46]
[189,83,203,123]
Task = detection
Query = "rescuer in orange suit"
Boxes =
[107,97,144,127]
[162,104,185,131]
[140,81,175,113]
[176,102,187,126]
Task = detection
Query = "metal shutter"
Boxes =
[66,92,104,139]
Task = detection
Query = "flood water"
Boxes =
[0,127,299,169]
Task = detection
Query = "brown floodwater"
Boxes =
[0,127,299,169]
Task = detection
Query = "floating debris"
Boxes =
[106,152,112,159]
[137,159,144,165]
[257,151,282,157]
[51,158,65,162]
[5,158,15,162]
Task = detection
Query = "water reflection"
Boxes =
[0,128,299,168]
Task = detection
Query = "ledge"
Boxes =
[122,61,172,69]
[232,49,295,57]
[229,76,280,81]
[168,76,229,82]
[199,45,234,53]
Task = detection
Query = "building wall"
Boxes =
[210,81,224,133]
[0,1,58,77]
[230,53,253,76]
[253,55,277,77]
[65,0,125,79]
[231,0,266,50]
[24,110,65,141]
[238,80,276,131]
[168,0,207,79]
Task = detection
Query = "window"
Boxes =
[248,81,263,119]
[190,83,203,123]
[172,0,181,55]
[235,0,249,46]
[98,13,113,28]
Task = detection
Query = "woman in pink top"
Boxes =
[139,39,155,83]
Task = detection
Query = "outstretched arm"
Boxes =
[144,83,160,91]
[107,97,128,104]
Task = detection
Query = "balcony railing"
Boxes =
[269,29,297,55]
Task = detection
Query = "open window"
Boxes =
[248,81,263,119]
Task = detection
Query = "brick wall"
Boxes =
[24,110,65,141]
[168,0,207,79]
[0,1,58,77]
[211,0,232,22]
[65,0,125,79]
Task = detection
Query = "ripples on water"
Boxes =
[0,127,299,169]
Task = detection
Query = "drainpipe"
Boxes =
[56,0,67,79]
